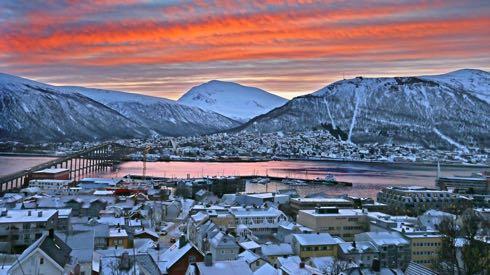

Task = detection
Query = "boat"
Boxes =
[313,174,337,185]
[282,179,308,186]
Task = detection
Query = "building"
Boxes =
[156,237,204,275]
[297,207,368,241]
[230,207,288,235]
[8,230,74,275]
[338,241,379,267]
[0,209,58,253]
[437,173,489,194]
[290,197,354,215]
[236,192,290,206]
[209,231,240,261]
[28,179,73,193]
[291,233,338,259]
[78,177,121,189]
[355,231,410,269]
[187,254,253,275]
[31,168,70,180]
[107,228,130,248]
[376,186,469,213]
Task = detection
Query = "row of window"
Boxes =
[413,242,441,247]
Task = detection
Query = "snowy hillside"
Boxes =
[0,73,149,142]
[59,86,240,136]
[236,70,490,149]
[0,74,240,142]
[178,80,287,122]
[421,69,490,103]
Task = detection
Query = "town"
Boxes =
[2,130,489,165]
[0,163,488,275]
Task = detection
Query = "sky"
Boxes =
[1,1,489,99]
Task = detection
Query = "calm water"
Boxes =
[0,157,485,198]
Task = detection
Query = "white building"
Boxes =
[230,207,288,235]
[29,179,73,193]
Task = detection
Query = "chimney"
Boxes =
[156,242,160,251]
[352,240,357,248]
[48,228,54,239]
[204,252,213,266]
[299,262,305,268]
[179,235,187,248]
[38,211,43,217]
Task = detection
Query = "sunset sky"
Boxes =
[1,0,489,99]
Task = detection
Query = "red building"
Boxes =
[30,168,70,180]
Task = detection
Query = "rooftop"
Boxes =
[33,168,69,174]
[293,233,337,246]
[0,209,57,223]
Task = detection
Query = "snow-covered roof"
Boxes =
[261,243,293,256]
[293,233,337,246]
[109,228,128,238]
[357,232,409,246]
[195,260,253,275]
[0,209,57,223]
[33,168,69,174]
[239,240,261,250]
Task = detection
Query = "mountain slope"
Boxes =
[60,86,240,136]
[421,69,490,103]
[0,73,149,142]
[236,70,490,149]
[178,80,287,122]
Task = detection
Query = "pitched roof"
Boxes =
[16,232,72,269]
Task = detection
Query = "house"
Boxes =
[238,250,267,271]
[99,250,161,275]
[9,229,74,275]
[186,253,252,275]
[338,241,379,267]
[355,232,410,269]
[58,230,95,275]
[238,240,261,254]
[277,256,322,275]
[108,228,131,248]
[209,231,239,261]
[155,236,204,275]
[291,233,338,259]
[134,228,160,242]
[260,243,294,264]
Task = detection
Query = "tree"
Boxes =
[460,209,488,275]
[436,216,461,275]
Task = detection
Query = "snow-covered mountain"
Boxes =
[59,86,240,137]
[0,73,240,142]
[236,69,490,149]
[178,80,287,122]
[0,73,149,142]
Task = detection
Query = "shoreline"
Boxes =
[0,152,488,169]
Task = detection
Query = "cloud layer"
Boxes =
[1,0,489,99]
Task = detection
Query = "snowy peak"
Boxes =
[420,69,490,103]
[178,80,287,122]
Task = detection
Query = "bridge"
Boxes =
[0,143,136,193]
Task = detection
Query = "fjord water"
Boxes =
[0,157,484,198]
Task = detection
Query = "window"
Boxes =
[40,257,44,265]
[189,255,196,263]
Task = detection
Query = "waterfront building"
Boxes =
[296,207,368,241]
[31,168,70,180]
[437,173,489,194]
[28,179,73,193]
[376,186,470,213]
